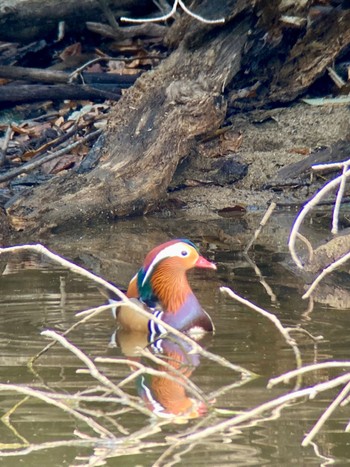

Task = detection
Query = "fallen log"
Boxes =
[5,0,350,232]
[0,83,121,102]
[0,0,149,42]
[0,65,140,86]
[7,2,251,231]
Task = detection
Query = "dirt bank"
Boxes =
[166,102,350,218]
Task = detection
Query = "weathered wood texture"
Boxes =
[269,9,350,102]
[5,0,350,232]
[0,0,141,42]
[7,5,252,231]
[228,4,350,109]
[0,84,121,102]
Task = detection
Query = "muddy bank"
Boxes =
[164,102,350,218]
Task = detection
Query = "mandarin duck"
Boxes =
[108,239,216,337]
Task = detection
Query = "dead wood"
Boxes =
[0,84,121,103]
[86,21,167,40]
[0,209,10,245]
[1,129,102,184]
[7,9,251,231]
[276,141,350,181]
[0,66,69,84]
[268,8,350,103]
[4,0,350,232]
[305,229,350,275]
[0,0,144,42]
[0,65,140,90]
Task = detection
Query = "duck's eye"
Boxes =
[181,250,189,257]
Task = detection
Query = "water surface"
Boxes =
[1,213,350,466]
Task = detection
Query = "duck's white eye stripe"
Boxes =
[142,243,191,286]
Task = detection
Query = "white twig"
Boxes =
[289,170,350,268]
[172,373,350,443]
[221,287,302,369]
[0,244,126,300]
[268,361,350,388]
[178,0,225,24]
[0,384,115,438]
[296,233,314,263]
[41,330,154,417]
[332,163,350,234]
[302,380,350,446]
[95,355,207,404]
[302,250,350,299]
[312,159,350,171]
[244,202,276,254]
[121,0,225,24]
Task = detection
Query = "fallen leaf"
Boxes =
[41,153,83,174]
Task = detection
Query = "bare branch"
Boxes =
[171,373,350,443]
[289,170,350,268]
[220,287,302,373]
[302,380,350,446]
[0,384,115,438]
[120,0,225,24]
[244,202,276,254]
[332,163,350,234]
[268,361,350,388]
[41,330,154,417]
[302,250,350,299]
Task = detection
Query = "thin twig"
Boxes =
[289,170,350,268]
[140,347,208,404]
[41,330,154,417]
[95,355,206,406]
[244,202,276,253]
[68,54,162,83]
[120,0,225,24]
[302,250,350,299]
[332,163,349,234]
[0,384,115,438]
[268,361,350,389]
[296,232,314,263]
[171,373,350,443]
[178,0,225,24]
[220,286,302,371]
[312,160,350,171]
[302,380,350,446]
[0,439,99,457]
[285,327,323,343]
[31,304,113,364]
[0,129,102,184]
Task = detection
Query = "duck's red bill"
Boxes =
[195,256,217,270]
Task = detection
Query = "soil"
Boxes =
[166,102,350,218]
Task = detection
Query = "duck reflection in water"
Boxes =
[115,329,212,420]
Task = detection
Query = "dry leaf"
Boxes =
[41,153,82,174]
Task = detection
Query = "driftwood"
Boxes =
[7,2,250,231]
